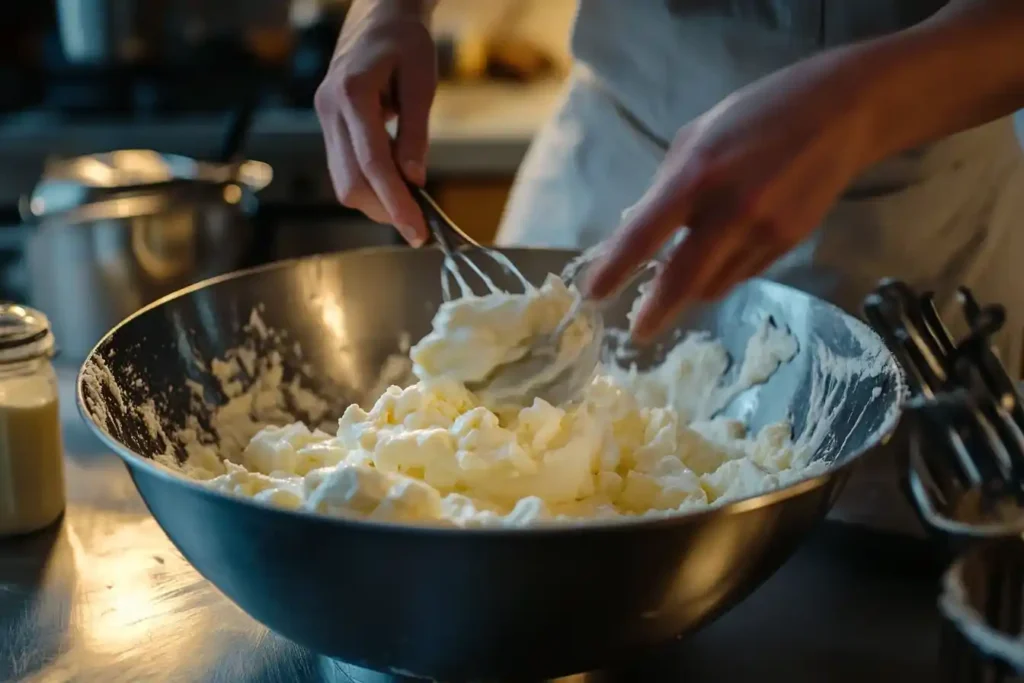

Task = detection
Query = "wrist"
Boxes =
[830,45,901,171]
[805,34,943,173]
[825,1,1024,168]
[833,38,929,169]
[785,46,891,174]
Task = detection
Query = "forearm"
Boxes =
[836,0,1024,167]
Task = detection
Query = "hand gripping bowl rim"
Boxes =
[74,246,908,539]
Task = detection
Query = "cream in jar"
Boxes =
[0,305,65,537]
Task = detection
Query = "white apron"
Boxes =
[496,0,1024,534]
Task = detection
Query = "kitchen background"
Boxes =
[3,0,1024,360]
[0,0,574,355]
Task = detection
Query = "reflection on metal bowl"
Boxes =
[76,247,906,681]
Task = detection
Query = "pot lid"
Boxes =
[24,150,273,220]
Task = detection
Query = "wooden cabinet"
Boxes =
[431,177,515,245]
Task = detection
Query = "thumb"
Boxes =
[394,54,436,186]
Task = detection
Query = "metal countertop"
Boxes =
[0,366,945,682]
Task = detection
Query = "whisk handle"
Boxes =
[406,182,479,254]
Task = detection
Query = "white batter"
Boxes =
[411,274,597,408]
[186,277,827,527]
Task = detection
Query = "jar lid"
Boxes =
[0,304,55,363]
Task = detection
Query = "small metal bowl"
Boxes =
[941,539,1024,683]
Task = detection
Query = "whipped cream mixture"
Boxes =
[187,276,828,527]
[411,275,597,406]
[412,275,588,384]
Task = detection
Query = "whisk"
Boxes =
[863,279,1024,535]
[407,184,531,301]
[407,184,603,406]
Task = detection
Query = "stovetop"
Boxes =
[3,8,341,118]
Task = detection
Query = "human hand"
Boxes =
[315,0,437,245]
[584,54,879,342]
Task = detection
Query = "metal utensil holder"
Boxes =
[864,280,1024,683]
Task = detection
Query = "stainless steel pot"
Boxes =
[23,149,272,360]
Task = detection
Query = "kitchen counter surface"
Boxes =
[0,364,947,682]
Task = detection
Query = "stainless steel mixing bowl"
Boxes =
[76,247,906,681]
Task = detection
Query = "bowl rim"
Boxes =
[940,541,1024,673]
[75,245,908,538]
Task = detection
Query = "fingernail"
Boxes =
[401,224,426,247]
[403,160,426,186]
[630,295,663,344]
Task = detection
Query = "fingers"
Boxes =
[345,94,428,246]
[704,236,777,299]
[583,130,706,301]
[583,174,697,301]
[313,15,437,248]
[631,219,746,341]
[394,51,436,187]
[320,112,393,225]
[631,224,782,343]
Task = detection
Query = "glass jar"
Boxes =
[0,304,65,537]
